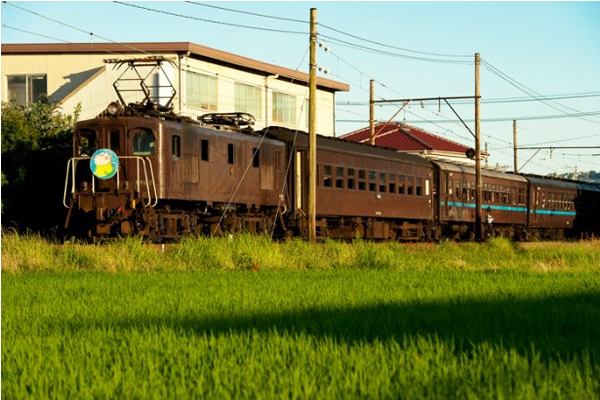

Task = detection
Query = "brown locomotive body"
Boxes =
[64,108,286,240]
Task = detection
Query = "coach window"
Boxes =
[398,175,405,195]
[379,173,386,193]
[252,148,260,168]
[336,167,345,189]
[541,192,546,209]
[369,171,377,192]
[347,168,355,190]
[407,177,414,195]
[201,140,210,161]
[227,143,235,164]
[416,178,423,196]
[132,128,155,155]
[324,165,332,187]
[518,188,525,205]
[358,170,366,191]
[389,174,396,194]
[448,179,453,197]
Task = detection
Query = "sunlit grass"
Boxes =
[2,233,599,273]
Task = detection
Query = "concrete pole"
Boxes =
[475,53,483,241]
[513,120,518,173]
[369,79,375,145]
[308,8,317,242]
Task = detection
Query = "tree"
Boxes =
[1,97,80,234]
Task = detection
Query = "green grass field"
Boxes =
[2,235,600,399]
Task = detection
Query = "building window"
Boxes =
[235,83,261,117]
[272,92,296,125]
[186,71,217,110]
[7,74,47,105]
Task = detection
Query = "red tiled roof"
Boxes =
[340,123,472,153]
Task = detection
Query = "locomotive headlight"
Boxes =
[106,102,122,116]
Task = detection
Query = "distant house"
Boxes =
[1,42,349,136]
[340,122,488,165]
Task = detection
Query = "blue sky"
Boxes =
[2,1,599,175]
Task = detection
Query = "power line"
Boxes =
[338,91,600,106]
[185,1,471,60]
[113,1,306,36]
[2,24,71,43]
[337,110,600,124]
[321,35,472,65]
[482,59,600,125]
[185,1,308,25]
[4,2,152,56]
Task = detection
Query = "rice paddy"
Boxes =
[2,235,599,399]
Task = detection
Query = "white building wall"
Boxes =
[2,52,338,135]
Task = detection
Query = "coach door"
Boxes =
[295,150,308,212]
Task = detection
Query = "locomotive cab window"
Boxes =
[77,129,97,156]
[252,148,260,168]
[132,128,155,156]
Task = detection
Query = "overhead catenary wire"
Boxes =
[185,1,472,59]
[482,58,600,125]
[4,1,153,56]
[114,1,306,36]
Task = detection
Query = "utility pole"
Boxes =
[308,8,317,243]
[485,142,489,167]
[369,79,375,145]
[513,120,518,173]
[474,53,483,242]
